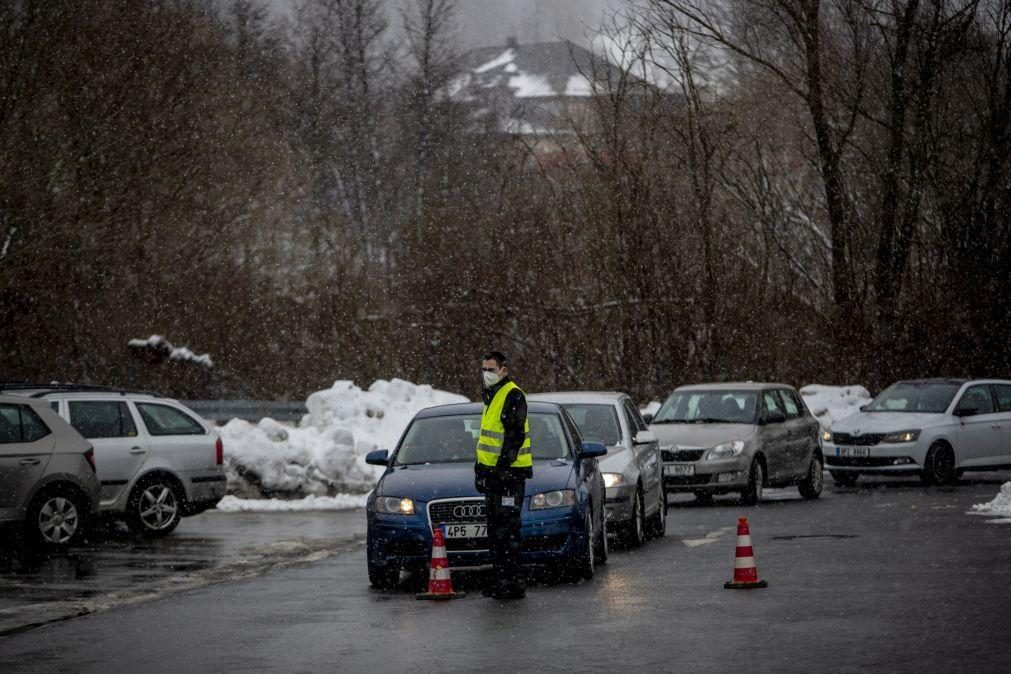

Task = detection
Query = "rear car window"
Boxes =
[69,401,138,439]
[0,403,52,444]
[136,403,206,436]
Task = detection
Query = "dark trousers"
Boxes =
[485,478,526,589]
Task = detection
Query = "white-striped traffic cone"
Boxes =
[416,527,465,600]
[724,517,768,589]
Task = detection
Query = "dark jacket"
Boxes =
[475,376,533,488]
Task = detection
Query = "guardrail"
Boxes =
[183,400,308,424]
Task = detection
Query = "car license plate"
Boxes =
[442,524,487,539]
[664,464,695,476]
[837,446,869,458]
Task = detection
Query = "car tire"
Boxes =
[567,509,595,582]
[647,488,667,539]
[594,506,609,565]
[25,488,86,549]
[368,563,400,589]
[798,453,824,500]
[830,470,859,487]
[920,442,956,486]
[623,487,646,548]
[127,477,183,537]
[741,458,765,506]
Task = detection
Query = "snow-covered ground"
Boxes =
[799,384,872,431]
[215,494,369,512]
[218,379,468,500]
[969,482,1011,524]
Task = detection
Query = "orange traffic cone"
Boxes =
[416,527,465,600]
[724,517,768,589]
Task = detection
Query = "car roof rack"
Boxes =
[0,382,167,398]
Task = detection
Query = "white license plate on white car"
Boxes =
[665,464,695,476]
[837,446,869,458]
[442,524,487,539]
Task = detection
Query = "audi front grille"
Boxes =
[427,498,487,526]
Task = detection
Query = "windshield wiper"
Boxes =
[651,419,687,424]
[688,417,727,424]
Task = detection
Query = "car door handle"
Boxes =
[129,447,147,454]
[992,424,1002,430]
[19,458,41,466]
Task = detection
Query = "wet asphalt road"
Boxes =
[2,475,1010,672]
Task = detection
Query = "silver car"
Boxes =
[0,393,101,548]
[2,384,225,537]
[646,383,823,504]
[528,392,666,547]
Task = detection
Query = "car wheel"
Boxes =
[26,489,85,549]
[648,488,667,539]
[128,478,182,537]
[368,563,400,589]
[920,443,956,486]
[624,487,646,548]
[568,509,595,581]
[594,506,609,565]
[741,459,764,506]
[830,470,859,487]
[798,453,824,499]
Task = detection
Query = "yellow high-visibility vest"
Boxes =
[475,381,532,468]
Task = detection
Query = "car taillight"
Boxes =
[215,437,223,465]
[84,447,97,473]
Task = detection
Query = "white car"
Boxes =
[824,378,1011,485]
[2,384,226,536]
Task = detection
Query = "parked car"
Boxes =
[823,378,1011,486]
[1,384,226,536]
[0,393,101,548]
[646,383,823,503]
[528,391,665,547]
[364,401,608,588]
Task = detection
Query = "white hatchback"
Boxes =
[3,384,226,536]
[824,379,1011,485]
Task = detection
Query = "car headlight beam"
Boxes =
[705,440,745,460]
[374,496,416,515]
[821,429,832,443]
[530,489,576,510]
[602,473,626,489]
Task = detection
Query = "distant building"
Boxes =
[449,38,642,163]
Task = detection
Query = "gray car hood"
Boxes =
[648,423,756,448]
[831,412,947,433]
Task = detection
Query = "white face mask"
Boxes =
[483,369,503,388]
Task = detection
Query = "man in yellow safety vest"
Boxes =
[475,351,532,599]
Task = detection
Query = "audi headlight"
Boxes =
[821,429,832,443]
[706,440,745,460]
[530,489,576,510]
[602,473,626,489]
[373,496,415,515]
[882,429,921,443]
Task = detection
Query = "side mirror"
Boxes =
[954,407,978,418]
[633,430,657,445]
[642,413,654,424]
[762,411,787,425]
[578,441,608,459]
[365,449,390,466]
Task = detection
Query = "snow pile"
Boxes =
[128,335,213,368]
[970,482,1011,518]
[220,379,469,497]
[640,401,662,418]
[216,494,369,512]
[800,384,872,431]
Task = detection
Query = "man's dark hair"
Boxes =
[483,351,507,367]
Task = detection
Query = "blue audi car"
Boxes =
[365,401,608,588]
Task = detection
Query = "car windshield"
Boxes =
[394,412,570,465]
[559,404,622,445]
[866,382,960,413]
[652,390,757,424]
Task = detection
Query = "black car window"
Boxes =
[994,385,1011,413]
[69,401,138,439]
[561,404,621,445]
[622,399,648,433]
[50,400,60,413]
[0,404,52,444]
[763,390,784,414]
[780,390,801,419]
[957,385,995,415]
[136,403,205,436]
[20,406,51,442]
